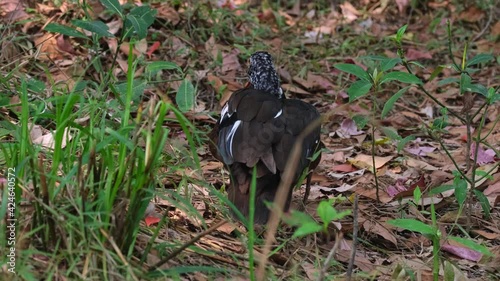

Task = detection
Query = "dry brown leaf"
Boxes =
[339,2,359,23]
[458,6,484,22]
[56,35,76,55]
[205,34,218,60]
[221,49,241,73]
[492,21,500,37]
[32,127,72,149]
[363,220,397,246]
[35,33,63,61]
[349,154,393,171]
[157,4,180,25]
[281,84,310,95]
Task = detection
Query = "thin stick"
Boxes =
[149,220,228,270]
[318,232,343,281]
[255,118,322,281]
[346,195,359,281]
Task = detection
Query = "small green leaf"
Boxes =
[347,80,372,101]
[380,58,402,72]
[396,25,408,42]
[448,236,493,256]
[292,221,323,238]
[176,79,195,112]
[146,61,182,73]
[334,63,371,81]
[454,177,467,206]
[381,86,409,118]
[100,0,123,17]
[317,201,336,225]
[380,71,422,85]
[388,219,435,236]
[413,187,422,205]
[473,189,490,219]
[44,23,88,39]
[429,65,445,82]
[396,135,415,153]
[27,78,46,93]
[466,53,493,67]
[380,127,401,141]
[459,73,471,95]
[72,20,114,37]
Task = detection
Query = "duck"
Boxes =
[209,51,322,224]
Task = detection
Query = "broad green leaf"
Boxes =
[334,63,371,81]
[466,53,493,67]
[444,261,456,281]
[387,219,435,236]
[100,0,123,17]
[176,79,195,112]
[438,77,459,86]
[114,80,147,104]
[352,114,369,129]
[463,82,488,96]
[428,185,454,195]
[381,86,409,118]
[44,23,88,39]
[125,15,147,39]
[454,177,467,206]
[130,5,157,27]
[27,78,46,93]
[347,80,372,101]
[284,210,317,226]
[380,127,401,141]
[72,20,114,37]
[380,71,422,85]
[380,58,401,72]
[449,236,493,256]
[292,221,322,238]
[146,61,182,73]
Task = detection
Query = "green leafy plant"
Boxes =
[336,23,498,281]
[285,197,351,240]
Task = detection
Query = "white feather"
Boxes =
[227,120,241,157]
[274,109,283,118]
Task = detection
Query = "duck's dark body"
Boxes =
[210,52,322,224]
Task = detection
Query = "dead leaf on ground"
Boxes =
[458,6,484,22]
[349,154,393,172]
[35,33,63,61]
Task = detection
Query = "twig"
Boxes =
[472,5,494,42]
[318,232,343,281]
[100,229,139,281]
[149,219,227,270]
[255,117,322,281]
[346,195,359,281]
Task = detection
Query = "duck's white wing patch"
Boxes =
[273,109,283,118]
[227,120,242,158]
[220,104,233,123]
